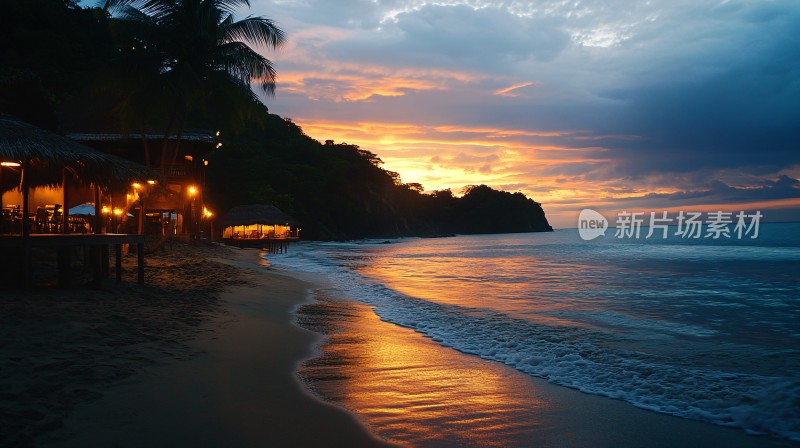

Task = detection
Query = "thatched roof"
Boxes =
[221,204,297,228]
[67,132,215,143]
[0,115,159,191]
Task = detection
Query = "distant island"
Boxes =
[206,113,553,240]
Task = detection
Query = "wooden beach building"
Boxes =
[0,115,158,287]
[65,130,219,241]
[55,96,220,240]
[220,204,299,253]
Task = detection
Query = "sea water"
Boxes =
[268,223,800,442]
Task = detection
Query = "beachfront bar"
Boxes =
[1,116,157,287]
[220,204,300,252]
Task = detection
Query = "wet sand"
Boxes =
[295,287,799,448]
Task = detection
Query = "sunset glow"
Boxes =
[248,0,798,227]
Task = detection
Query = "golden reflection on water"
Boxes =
[299,296,553,447]
[358,253,605,330]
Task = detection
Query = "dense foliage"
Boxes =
[206,114,552,240]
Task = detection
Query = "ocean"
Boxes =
[268,223,800,444]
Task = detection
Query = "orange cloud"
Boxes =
[272,52,485,101]
[291,117,614,204]
[493,82,537,97]
[282,116,799,228]
[432,125,569,138]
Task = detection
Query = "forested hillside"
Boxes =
[206,113,552,240]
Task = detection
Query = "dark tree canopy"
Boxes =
[206,112,553,240]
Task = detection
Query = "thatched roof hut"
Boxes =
[221,204,297,228]
[0,115,158,191]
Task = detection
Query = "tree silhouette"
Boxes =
[101,0,285,171]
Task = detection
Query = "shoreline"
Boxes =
[9,243,796,447]
[294,288,799,448]
[33,244,388,447]
[279,261,800,448]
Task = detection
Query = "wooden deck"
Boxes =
[0,233,146,286]
[222,237,299,253]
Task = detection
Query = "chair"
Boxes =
[35,207,51,233]
[0,209,11,234]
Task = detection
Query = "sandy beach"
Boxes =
[1,242,385,447]
[3,242,797,447]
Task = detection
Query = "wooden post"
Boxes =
[102,245,110,278]
[91,184,102,288]
[137,242,144,284]
[58,248,71,287]
[56,167,72,287]
[22,159,31,287]
[93,184,102,235]
[91,246,102,289]
[62,167,69,234]
[138,197,145,234]
[115,243,122,283]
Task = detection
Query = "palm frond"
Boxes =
[214,41,277,95]
[117,4,155,23]
[101,0,132,14]
[214,0,251,15]
[103,0,176,21]
[221,16,285,49]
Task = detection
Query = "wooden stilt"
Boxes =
[62,167,69,234]
[137,242,144,284]
[22,159,31,287]
[101,245,109,278]
[91,246,102,289]
[115,244,122,283]
[58,247,71,287]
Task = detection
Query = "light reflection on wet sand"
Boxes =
[296,291,797,448]
[298,294,551,447]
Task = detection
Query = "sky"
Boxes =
[112,0,800,228]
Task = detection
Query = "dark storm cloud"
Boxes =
[634,176,800,204]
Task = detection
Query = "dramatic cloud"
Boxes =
[243,0,799,227]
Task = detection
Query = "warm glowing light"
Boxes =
[132,182,141,189]
[1,161,21,167]
[494,81,537,97]
[215,142,223,149]
[113,208,124,216]
[101,206,110,214]
[203,207,213,218]
[203,160,209,166]
[299,300,551,447]
[215,130,220,137]
[184,155,193,161]
[188,186,198,196]
[147,179,156,185]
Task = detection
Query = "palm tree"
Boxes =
[101,0,285,172]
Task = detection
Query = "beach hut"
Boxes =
[66,130,218,239]
[220,204,299,252]
[0,115,158,286]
